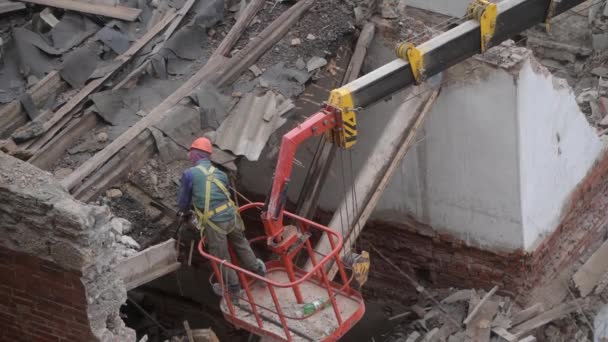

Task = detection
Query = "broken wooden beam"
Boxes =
[465,299,499,341]
[463,286,499,325]
[0,0,25,14]
[492,327,517,342]
[39,7,59,27]
[191,328,220,342]
[116,238,180,290]
[213,0,315,87]
[371,245,461,327]
[22,11,177,153]
[573,238,608,297]
[310,86,439,279]
[183,321,195,342]
[17,0,142,21]
[330,89,439,279]
[72,129,156,201]
[510,303,544,327]
[0,71,65,139]
[62,1,314,192]
[208,0,265,61]
[510,299,586,338]
[343,22,375,83]
[114,0,198,90]
[28,111,99,170]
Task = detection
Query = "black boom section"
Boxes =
[346,0,586,108]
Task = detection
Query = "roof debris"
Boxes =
[215,90,293,161]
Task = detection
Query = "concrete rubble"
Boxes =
[0,151,136,341]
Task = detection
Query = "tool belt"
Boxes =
[192,165,238,236]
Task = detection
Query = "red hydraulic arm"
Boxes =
[261,106,340,246]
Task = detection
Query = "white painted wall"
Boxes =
[406,0,471,18]
[374,58,603,251]
[376,61,524,250]
[517,59,604,250]
[238,43,603,252]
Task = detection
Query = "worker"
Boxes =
[177,137,265,303]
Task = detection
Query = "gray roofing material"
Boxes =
[215,90,294,161]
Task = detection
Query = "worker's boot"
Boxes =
[254,258,267,277]
[228,284,241,305]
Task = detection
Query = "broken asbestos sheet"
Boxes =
[234,62,310,98]
[215,91,294,161]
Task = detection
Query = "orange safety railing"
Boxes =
[197,202,364,341]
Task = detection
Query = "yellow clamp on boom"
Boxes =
[467,0,497,53]
[327,87,357,149]
[545,0,557,32]
[395,42,424,84]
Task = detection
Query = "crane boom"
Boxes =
[340,0,585,110]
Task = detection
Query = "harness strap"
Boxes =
[193,165,237,235]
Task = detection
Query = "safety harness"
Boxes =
[192,165,238,236]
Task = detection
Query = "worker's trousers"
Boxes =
[205,216,260,293]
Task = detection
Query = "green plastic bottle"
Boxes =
[302,299,329,315]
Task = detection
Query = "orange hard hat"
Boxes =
[190,137,213,153]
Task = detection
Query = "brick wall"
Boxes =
[360,150,608,304]
[0,246,94,342]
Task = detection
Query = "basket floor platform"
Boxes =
[220,268,364,341]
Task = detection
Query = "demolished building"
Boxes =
[1,0,608,341]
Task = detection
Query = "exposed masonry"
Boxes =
[0,152,135,341]
[360,150,608,304]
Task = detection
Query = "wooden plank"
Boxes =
[465,300,499,342]
[125,262,181,290]
[510,299,585,338]
[321,88,439,278]
[29,111,99,170]
[117,238,180,290]
[191,329,220,342]
[464,286,499,325]
[40,7,59,27]
[208,0,265,61]
[573,238,608,297]
[213,0,315,87]
[24,101,84,151]
[492,327,517,342]
[0,1,25,14]
[0,71,64,139]
[343,22,375,83]
[183,321,194,342]
[17,0,141,21]
[27,11,177,152]
[162,0,196,42]
[72,130,156,201]
[62,0,314,192]
[114,0,198,90]
[510,303,544,327]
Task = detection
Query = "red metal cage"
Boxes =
[198,202,365,341]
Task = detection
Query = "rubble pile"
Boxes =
[382,287,595,342]
[525,0,608,128]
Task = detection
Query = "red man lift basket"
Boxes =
[198,105,366,341]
